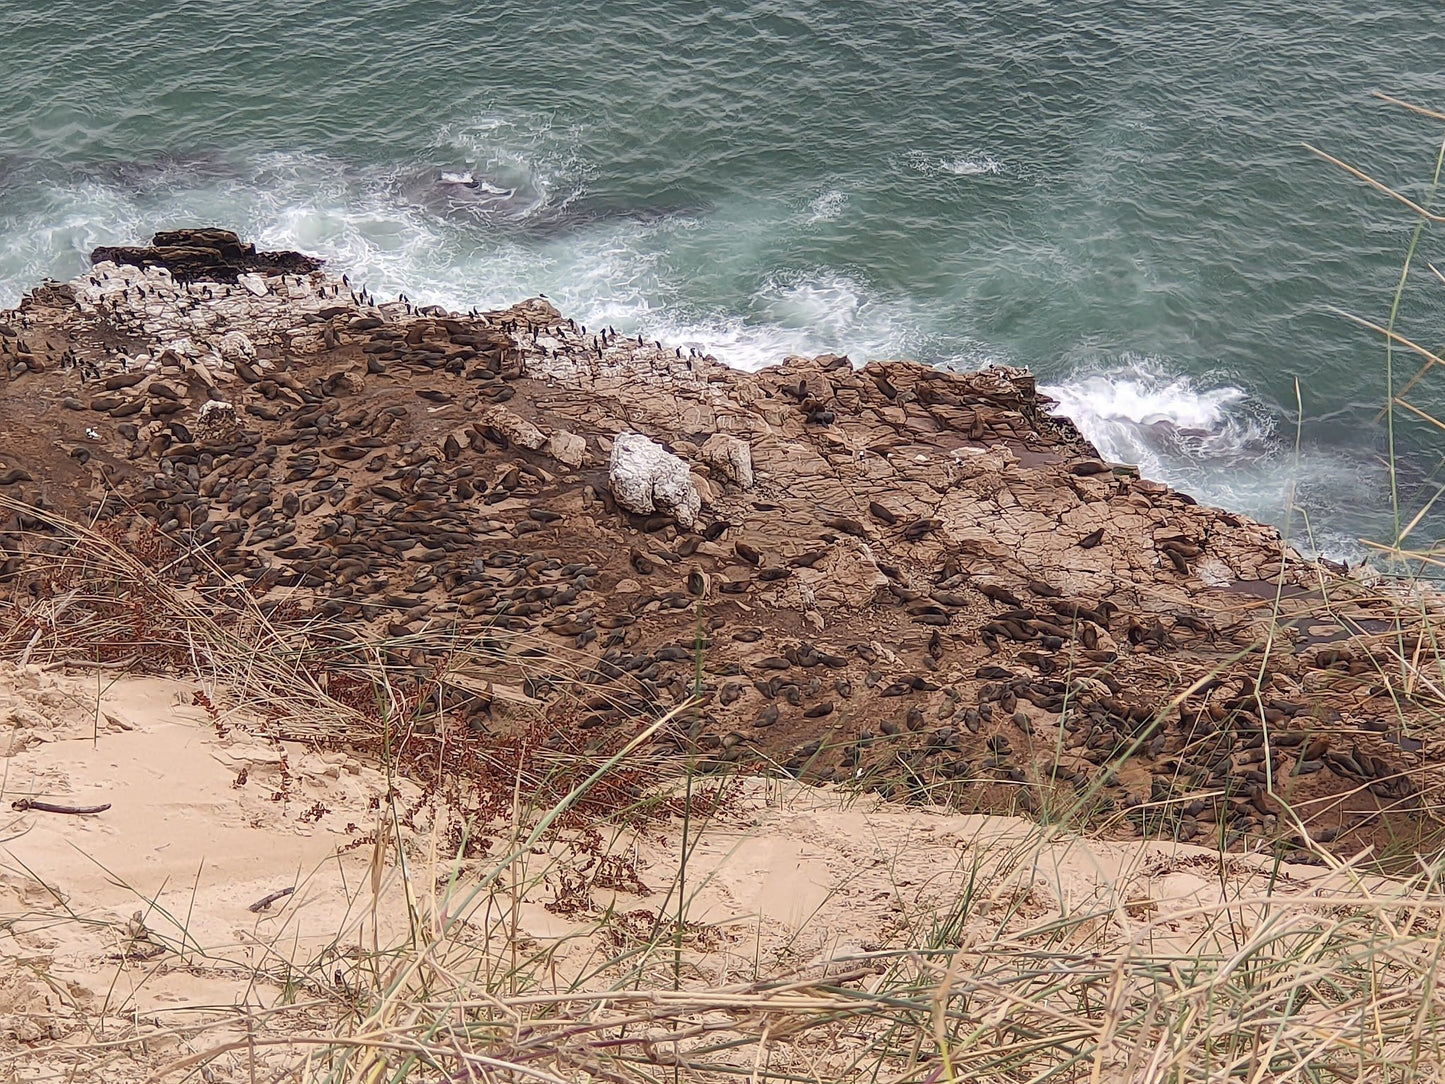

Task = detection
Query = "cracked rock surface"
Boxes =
[1,228,1443,862]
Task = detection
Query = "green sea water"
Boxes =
[2,0,1443,559]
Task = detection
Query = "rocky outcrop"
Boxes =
[0,230,1442,863]
[89,227,323,283]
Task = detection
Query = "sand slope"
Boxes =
[0,665,1416,1081]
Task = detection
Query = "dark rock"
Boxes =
[91,227,323,282]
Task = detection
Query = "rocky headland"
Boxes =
[1,228,1442,861]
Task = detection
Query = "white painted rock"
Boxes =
[218,330,256,362]
[609,432,701,528]
[237,272,268,297]
[699,433,753,488]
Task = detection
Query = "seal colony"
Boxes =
[1,228,1443,862]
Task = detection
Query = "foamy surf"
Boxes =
[904,149,1006,178]
[1041,358,1380,561]
[429,111,593,225]
[1042,358,1273,472]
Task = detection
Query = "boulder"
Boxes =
[90,228,322,283]
[699,434,754,488]
[194,400,239,442]
[218,330,255,363]
[480,406,547,451]
[609,432,701,528]
[545,430,587,469]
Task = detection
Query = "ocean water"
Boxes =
[2,1,1444,562]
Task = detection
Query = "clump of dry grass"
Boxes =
[99,796,1445,1084]
[0,491,733,840]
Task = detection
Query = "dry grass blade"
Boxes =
[1304,142,1445,224]
[1374,91,1445,124]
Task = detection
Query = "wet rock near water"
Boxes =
[3,228,1445,863]
[90,227,324,283]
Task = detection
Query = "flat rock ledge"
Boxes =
[1,228,1442,862]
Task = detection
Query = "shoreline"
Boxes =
[0,229,1439,865]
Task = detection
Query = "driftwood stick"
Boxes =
[41,654,140,672]
[11,798,112,815]
[248,887,296,913]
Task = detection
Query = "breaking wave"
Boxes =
[1041,356,1377,561]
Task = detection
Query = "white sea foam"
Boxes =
[552,266,932,373]
[942,155,1004,176]
[904,149,1005,178]
[430,112,592,224]
[1041,357,1272,475]
[704,269,924,370]
[804,189,847,223]
[1041,356,1379,560]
